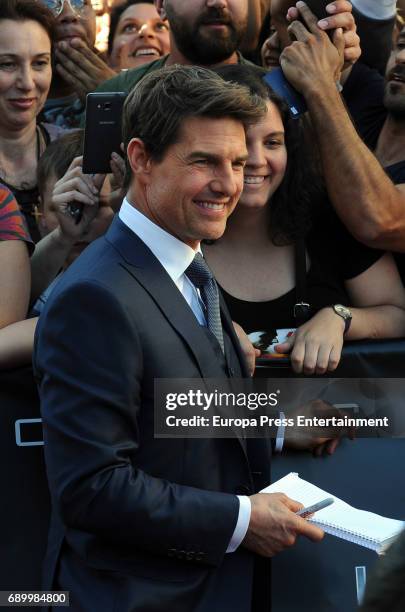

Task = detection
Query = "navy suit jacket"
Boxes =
[34,217,270,611]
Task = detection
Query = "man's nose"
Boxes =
[59,0,79,22]
[210,165,239,197]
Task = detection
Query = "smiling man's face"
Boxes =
[128,115,248,249]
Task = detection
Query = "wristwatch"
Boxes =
[332,304,352,335]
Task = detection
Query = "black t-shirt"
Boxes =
[343,65,405,284]
[385,162,405,286]
[219,208,383,333]
[342,61,387,151]
[353,8,396,76]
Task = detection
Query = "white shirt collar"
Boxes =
[118,197,200,282]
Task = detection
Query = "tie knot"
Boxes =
[185,253,214,288]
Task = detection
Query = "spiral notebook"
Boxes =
[262,473,404,554]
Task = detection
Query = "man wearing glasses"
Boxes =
[41,0,115,128]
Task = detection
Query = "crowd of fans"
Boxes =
[2,0,405,606]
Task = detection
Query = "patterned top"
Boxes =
[0,183,34,253]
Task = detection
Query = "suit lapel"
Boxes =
[105,217,249,457]
[105,217,240,378]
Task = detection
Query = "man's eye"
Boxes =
[155,22,169,31]
[265,140,283,148]
[0,62,15,70]
[233,161,246,168]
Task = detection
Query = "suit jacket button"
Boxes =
[235,484,251,495]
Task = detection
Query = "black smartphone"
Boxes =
[82,92,126,174]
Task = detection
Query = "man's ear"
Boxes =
[127,138,153,178]
[155,0,167,20]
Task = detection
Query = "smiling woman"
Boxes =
[108,0,170,70]
[204,64,405,376]
[0,0,67,242]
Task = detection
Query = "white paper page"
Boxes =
[262,473,404,543]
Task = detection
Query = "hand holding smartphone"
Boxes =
[82,92,126,174]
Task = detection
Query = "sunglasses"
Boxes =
[40,0,88,17]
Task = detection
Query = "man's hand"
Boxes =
[243,492,324,557]
[232,321,260,377]
[55,39,117,101]
[280,6,345,99]
[286,1,360,68]
[53,156,105,244]
[275,307,345,375]
[283,399,355,456]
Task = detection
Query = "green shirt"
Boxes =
[80,53,253,126]
[94,53,253,95]
[94,57,168,95]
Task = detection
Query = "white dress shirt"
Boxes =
[119,198,251,553]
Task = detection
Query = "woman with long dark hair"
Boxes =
[204,64,405,375]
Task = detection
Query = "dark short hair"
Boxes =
[108,0,155,55]
[0,0,56,44]
[122,64,266,186]
[37,130,84,205]
[214,63,323,245]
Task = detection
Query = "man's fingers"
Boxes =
[287,20,313,43]
[279,495,303,513]
[295,1,322,34]
[58,40,93,67]
[55,62,78,86]
[326,1,353,16]
[318,11,355,32]
[57,46,89,71]
[296,517,324,541]
[286,7,298,22]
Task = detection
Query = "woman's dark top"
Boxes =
[219,209,384,334]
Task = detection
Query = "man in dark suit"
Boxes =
[34,65,323,612]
